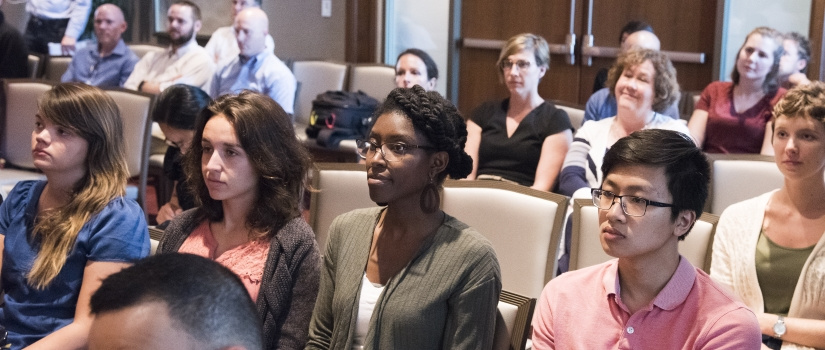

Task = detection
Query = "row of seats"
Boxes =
[306,158,786,349]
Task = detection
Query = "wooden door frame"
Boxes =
[346,0,381,63]
[810,0,825,81]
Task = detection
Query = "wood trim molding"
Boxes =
[346,0,379,63]
[810,0,825,81]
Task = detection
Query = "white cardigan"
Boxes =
[711,191,825,350]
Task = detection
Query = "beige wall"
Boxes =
[264,0,346,61]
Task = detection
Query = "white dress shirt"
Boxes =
[204,26,275,67]
[124,39,215,92]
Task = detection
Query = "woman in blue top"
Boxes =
[0,83,150,349]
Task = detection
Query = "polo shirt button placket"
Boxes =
[626,326,634,334]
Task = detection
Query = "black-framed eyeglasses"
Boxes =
[591,188,674,217]
[356,139,436,162]
[500,59,531,71]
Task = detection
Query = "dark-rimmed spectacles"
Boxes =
[356,139,435,162]
[591,188,674,217]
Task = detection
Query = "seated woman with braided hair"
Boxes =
[306,85,502,350]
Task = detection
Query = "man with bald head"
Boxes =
[205,0,275,66]
[583,30,680,125]
[61,3,139,87]
[209,7,296,115]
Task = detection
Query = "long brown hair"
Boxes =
[185,91,312,239]
[29,83,129,289]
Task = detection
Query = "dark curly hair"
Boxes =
[373,85,473,182]
[185,91,312,239]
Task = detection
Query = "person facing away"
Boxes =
[0,83,150,348]
[204,0,275,66]
[583,30,681,125]
[778,32,811,90]
[88,253,263,350]
[123,0,215,94]
[394,48,438,91]
[210,7,297,115]
[61,3,140,87]
[533,129,762,349]
[0,0,29,79]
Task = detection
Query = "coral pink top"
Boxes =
[179,220,270,301]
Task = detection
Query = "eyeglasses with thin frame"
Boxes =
[500,59,531,71]
[591,188,674,217]
[356,139,435,162]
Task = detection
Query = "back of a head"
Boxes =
[621,30,661,52]
[619,20,654,43]
[602,129,709,238]
[152,84,211,130]
[90,253,262,350]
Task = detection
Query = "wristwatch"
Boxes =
[773,315,786,339]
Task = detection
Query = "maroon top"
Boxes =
[696,81,786,154]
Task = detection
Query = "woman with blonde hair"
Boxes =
[159,91,320,349]
[711,82,825,350]
[465,33,573,191]
[688,26,787,154]
[0,83,150,348]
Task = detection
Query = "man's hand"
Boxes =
[60,36,76,56]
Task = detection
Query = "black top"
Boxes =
[470,99,572,186]
[163,146,195,211]
[0,11,29,79]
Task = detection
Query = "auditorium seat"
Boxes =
[308,162,376,251]
[347,64,396,101]
[441,180,568,298]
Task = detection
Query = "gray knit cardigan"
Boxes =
[158,208,321,350]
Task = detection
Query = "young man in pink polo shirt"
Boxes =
[532,129,761,349]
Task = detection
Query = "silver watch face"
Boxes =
[774,321,786,336]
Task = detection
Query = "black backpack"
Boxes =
[306,90,379,148]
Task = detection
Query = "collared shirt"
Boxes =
[210,50,296,114]
[61,39,139,87]
[204,26,275,67]
[532,257,761,350]
[26,0,91,40]
[583,87,680,126]
[123,39,215,92]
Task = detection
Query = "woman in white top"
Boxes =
[711,82,825,350]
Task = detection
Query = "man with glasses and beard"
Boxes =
[124,0,214,94]
[532,129,761,349]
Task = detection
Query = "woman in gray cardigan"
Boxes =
[306,86,502,350]
[158,91,320,350]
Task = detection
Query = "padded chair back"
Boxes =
[441,180,568,298]
[27,54,43,78]
[569,198,720,271]
[291,61,348,127]
[104,88,155,210]
[128,44,165,59]
[493,290,535,350]
[309,162,377,251]
[706,154,781,214]
[42,56,72,82]
[556,104,585,129]
[348,64,396,101]
[1,79,54,169]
